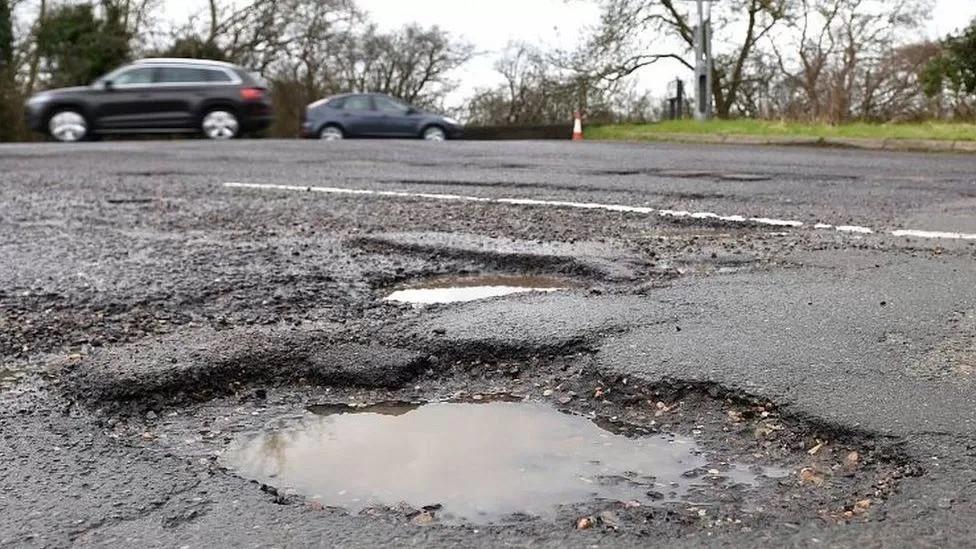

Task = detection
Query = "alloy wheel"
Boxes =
[48,111,87,143]
[202,111,239,140]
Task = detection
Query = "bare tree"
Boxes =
[584,0,790,118]
[329,23,473,107]
[466,42,622,126]
[767,0,932,122]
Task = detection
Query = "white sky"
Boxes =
[168,0,976,107]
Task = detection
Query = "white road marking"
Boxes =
[223,182,976,241]
[891,229,976,240]
[835,225,874,234]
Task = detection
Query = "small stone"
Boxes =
[575,516,594,530]
[543,389,554,397]
[937,497,952,509]
[411,510,436,526]
[307,500,325,511]
[558,395,573,405]
[799,467,825,486]
[844,451,860,469]
[432,328,446,335]
[646,490,665,500]
[853,499,872,514]
[145,411,157,420]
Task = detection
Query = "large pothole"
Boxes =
[90,349,918,536]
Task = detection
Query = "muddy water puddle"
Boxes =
[223,401,779,523]
[384,275,576,305]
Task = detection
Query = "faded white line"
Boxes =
[891,229,976,240]
[835,225,874,234]
[224,181,804,227]
[223,182,976,241]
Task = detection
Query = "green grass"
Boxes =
[588,119,976,142]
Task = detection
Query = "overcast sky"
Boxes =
[167,0,976,106]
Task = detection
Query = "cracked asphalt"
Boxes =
[1,139,975,548]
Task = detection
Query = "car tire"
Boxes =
[319,125,344,141]
[201,109,240,140]
[422,126,446,141]
[47,110,89,143]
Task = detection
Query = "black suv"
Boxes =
[25,58,273,142]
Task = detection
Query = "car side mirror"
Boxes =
[406,107,418,115]
[102,80,114,91]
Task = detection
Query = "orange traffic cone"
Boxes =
[572,111,583,141]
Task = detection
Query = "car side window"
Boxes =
[326,97,347,109]
[113,68,156,86]
[342,96,373,111]
[205,69,233,83]
[156,67,212,84]
[374,96,410,114]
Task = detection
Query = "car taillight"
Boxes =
[240,87,266,101]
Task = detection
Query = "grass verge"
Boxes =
[588,119,976,142]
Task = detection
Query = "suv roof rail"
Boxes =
[135,58,237,68]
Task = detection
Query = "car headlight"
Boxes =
[443,116,460,126]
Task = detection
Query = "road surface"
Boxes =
[1,139,975,547]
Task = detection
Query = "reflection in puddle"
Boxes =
[223,401,776,523]
[384,275,575,305]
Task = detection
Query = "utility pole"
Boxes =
[692,0,714,121]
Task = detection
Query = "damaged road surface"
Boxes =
[2,140,976,548]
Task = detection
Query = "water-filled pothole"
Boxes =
[222,401,781,523]
[383,275,576,305]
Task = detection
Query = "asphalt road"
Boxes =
[1,139,975,548]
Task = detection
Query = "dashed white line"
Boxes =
[223,182,976,241]
[891,229,976,240]
[835,225,874,234]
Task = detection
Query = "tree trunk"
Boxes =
[26,0,47,95]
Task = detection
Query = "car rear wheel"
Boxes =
[202,110,239,140]
[48,110,88,143]
[319,125,344,141]
[422,126,446,141]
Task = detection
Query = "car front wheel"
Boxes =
[202,110,239,140]
[48,110,88,143]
